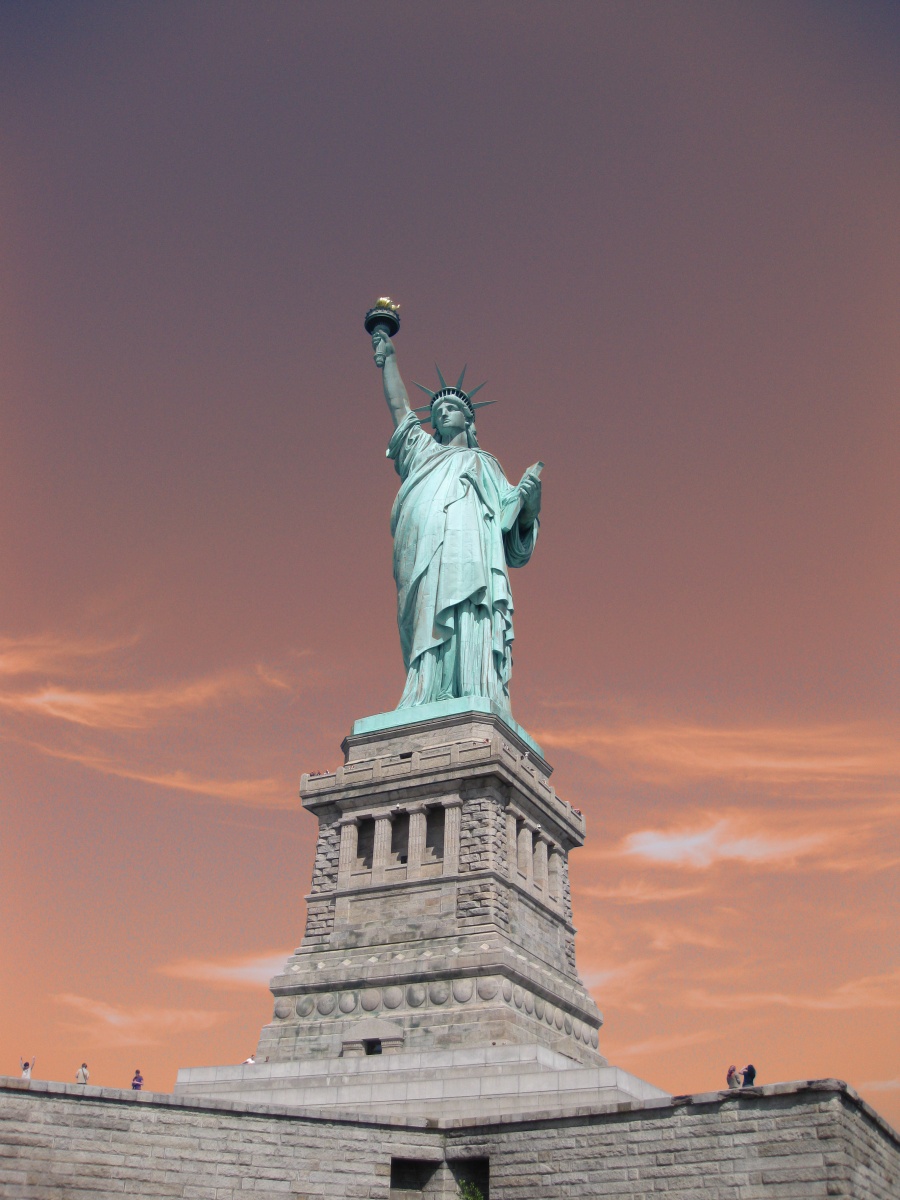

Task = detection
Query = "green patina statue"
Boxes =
[369,315,542,715]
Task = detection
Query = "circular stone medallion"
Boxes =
[591,1030,599,1049]
[534,997,545,1019]
[360,988,381,1012]
[477,978,499,1001]
[513,986,524,1009]
[524,992,534,1014]
[296,995,315,1018]
[429,981,450,1005]
[572,1018,582,1039]
[316,993,336,1016]
[544,1004,555,1025]
[554,1008,565,1029]
[383,986,403,1009]
[501,980,512,1002]
[407,983,426,1007]
[564,1014,573,1034]
[338,992,357,1014]
[273,998,292,1019]
[452,979,474,1004]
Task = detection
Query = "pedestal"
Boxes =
[175,704,666,1118]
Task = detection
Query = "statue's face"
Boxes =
[432,397,468,439]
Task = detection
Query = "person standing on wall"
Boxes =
[75,1063,90,1085]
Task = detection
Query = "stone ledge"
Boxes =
[5,1077,896,1145]
[436,1079,900,1142]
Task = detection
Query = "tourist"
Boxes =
[742,1064,757,1086]
[19,1057,36,1080]
[241,1054,256,1065]
[131,1068,144,1090]
[726,1064,742,1089]
[76,1063,90,1085]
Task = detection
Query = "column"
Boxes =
[517,821,535,885]
[371,812,392,884]
[407,805,427,880]
[442,799,463,875]
[559,849,574,921]
[534,832,549,895]
[548,846,564,908]
[336,818,359,889]
[506,807,520,880]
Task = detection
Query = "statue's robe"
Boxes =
[387,410,537,710]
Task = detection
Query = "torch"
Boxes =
[364,297,401,367]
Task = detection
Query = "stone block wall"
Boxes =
[2,1078,896,1199]
[444,1081,900,1199]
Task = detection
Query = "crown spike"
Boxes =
[471,399,497,410]
[435,364,447,389]
[467,381,488,399]
[456,365,467,390]
[413,382,436,399]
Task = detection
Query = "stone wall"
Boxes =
[445,1081,900,1199]
[2,1078,896,1199]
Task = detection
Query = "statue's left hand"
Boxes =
[518,474,542,526]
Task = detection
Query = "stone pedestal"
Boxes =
[176,704,664,1117]
[261,706,601,1065]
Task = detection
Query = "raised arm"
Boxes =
[372,329,413,428]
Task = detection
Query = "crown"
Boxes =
[412,365,496,425]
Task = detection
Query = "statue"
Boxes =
[366,300,543,715]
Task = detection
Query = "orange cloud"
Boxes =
[621,817,825,869]
[0,632,139,677]
[643,923,723,952]
[685,968,900,1012]
[578,880,706,904]
[0,630,295,729]
[160,950,293,988]
[29,743,294,808]
[0,669,285,729]
[610,1030,718,1058]
[54,993,225,1048]
[537,719,900,791]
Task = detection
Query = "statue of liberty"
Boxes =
[368,304,542,715]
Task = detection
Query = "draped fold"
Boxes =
[387,411,537,711]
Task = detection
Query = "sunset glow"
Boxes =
[1,3,897,1127]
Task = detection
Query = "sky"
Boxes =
[1,1,898,1128]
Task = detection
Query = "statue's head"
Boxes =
[413,366,493,448]
[430,389,479,447]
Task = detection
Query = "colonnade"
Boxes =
[505,805,564,907]
[337,799,463,888]
[335,798,566,911]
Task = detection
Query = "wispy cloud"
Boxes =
[160,950,292,987]
[857,1079,900,1092]
[30,743,294,807]
[685,968,900,1012]
[621,817,825,869]
[55,993,225,1047]
[0,669,285,729]
[644,922,723,952]
[0,629,303,807]
[611,1030,717,1058]
[0,632,138,677]
[537,719,900,791]
[579,880,706,904]
[583,958,654,1008]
